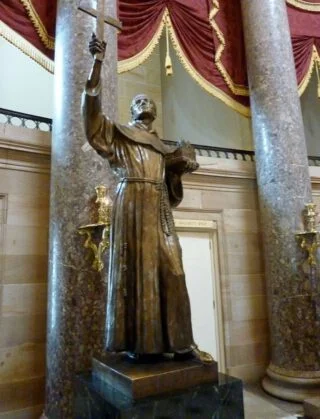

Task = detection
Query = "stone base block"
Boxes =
[304,398,320,419]
[74,367,244,418]
[262,365,320,402]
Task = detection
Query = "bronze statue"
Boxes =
[82,34,213,364]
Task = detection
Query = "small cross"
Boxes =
[79,1,122,59]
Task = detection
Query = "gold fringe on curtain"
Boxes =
[297,46,320,96]
[19,0,54,49]
[118,9,167,73]
[209,0,249,97]
[312,48,320,97]
[286,0,320,12]
[0,20,54,73]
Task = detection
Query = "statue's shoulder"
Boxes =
[114,122,135,138]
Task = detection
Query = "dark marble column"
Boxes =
[45,1,117,417]
[240,0,320,402]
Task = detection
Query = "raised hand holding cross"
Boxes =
[78,1,122,61]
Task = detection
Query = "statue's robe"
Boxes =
[83,94,195,354]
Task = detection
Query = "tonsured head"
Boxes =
[130,94,157,122]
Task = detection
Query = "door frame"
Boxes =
[174,209,226,372]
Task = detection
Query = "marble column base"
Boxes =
[262,364,320,402]
[304,397,320,418]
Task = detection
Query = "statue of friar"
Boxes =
[82,34,213,364]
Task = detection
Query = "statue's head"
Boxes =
[130,94,157,123]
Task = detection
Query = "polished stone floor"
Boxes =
[244,384,304,419]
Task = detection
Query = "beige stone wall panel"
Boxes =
[0,125,49,416]
[181,157,266,382]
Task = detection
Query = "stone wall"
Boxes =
[178,157,267,381]
[0,124,50,418]
[1,124,320,416]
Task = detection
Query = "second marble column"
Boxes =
[241,0,320,401]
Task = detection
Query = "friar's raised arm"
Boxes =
[81,33,114,158]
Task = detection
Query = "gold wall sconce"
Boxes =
[78,185,113,272]
[296,203,320,266]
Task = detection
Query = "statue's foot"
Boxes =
[190,346,214,364]
[174,346,214,364]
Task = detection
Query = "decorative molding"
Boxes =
[0,124,51,173]
[0,123,51,156]
[0,194,8,295]
[0,162,50,174]
[0,137,50,155]
[175,219,216,229]
[184,175,257,193]
[309,166,320,185]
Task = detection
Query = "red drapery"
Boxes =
[1,0,320,115]
[0,0,55,70]
[118,0,250,114]
[118,0,320,114]
[212,1,320,100]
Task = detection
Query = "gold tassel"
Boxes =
[165,54,173,76]
[165,17,173,76]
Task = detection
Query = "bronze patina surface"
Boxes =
[92,354,218,399]
[82,35,213,364]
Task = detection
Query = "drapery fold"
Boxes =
[118,0,250,115]
[1,0,320,116]
[118,0,166,72]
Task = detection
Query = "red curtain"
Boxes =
[118,1,165,61]
[118,0,249,113]
[211,1,320,96]
[1,0,320,115]
[0,0,55,60]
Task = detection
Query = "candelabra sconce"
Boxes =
[296,203,320,266]
[78,185,113,272]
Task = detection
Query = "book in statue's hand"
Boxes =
[165,140,199,174]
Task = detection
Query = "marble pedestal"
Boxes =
[74,361,244,418]
[92,354,218,399]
